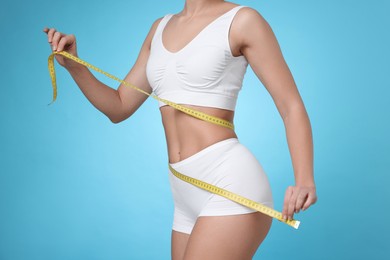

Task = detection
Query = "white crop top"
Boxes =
[146,5,248,111]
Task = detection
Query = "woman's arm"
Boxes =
[232,8,317,221]
[43,17,162,123]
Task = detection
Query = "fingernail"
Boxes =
[52,46,56,51]
[283,215,286,221]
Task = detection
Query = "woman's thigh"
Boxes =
[171,230,190,260]
[183,212,272,260]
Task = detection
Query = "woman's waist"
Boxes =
[160,103,237,164]
[166,129,237,164]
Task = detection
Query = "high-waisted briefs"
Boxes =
[168,138,273,234]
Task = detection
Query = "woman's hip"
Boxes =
[168,138,274,210]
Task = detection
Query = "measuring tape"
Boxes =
[48,51,234,130]
[48,51,300,229]
[169,165,299,229]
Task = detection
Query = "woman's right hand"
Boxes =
[43,27,79,69]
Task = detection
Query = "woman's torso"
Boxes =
[148,3,246,164]
[161,105,237,164]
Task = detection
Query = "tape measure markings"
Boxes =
[169,165,300,229]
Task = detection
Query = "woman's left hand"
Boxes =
[282,185,317,221]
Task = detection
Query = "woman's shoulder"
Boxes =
[231,5,271,39]
[229,5,273,56]
[234,6,267,25]
[151,16,165,30]
[145,16,166,39]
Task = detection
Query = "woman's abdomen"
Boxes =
[160,104,237,164]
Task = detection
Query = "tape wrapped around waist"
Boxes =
[47,51,300,229]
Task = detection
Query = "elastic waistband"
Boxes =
[169,138,238,169]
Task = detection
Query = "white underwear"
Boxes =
[168,138,273,234]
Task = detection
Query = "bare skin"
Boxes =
[44,0,317,259]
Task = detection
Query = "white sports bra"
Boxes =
[146,5,248,111]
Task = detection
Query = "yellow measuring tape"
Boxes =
[169,165,300,229]
[48,51,234,130]
[48,51,300,229]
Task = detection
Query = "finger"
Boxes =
[282,186,293,220]
[287,190,299,220]
[302,192,317,211]
[295,192,308,213]
[47,28,57,43]
[57,36,67,52]
[43,27,49,33]
[57,35,73,52]
[52,31,64,51]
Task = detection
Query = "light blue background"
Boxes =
[1,0,389,259]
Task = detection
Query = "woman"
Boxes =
[43,0,317,259]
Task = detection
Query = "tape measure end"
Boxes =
[48,99,56,106]
[293,221,301,229]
